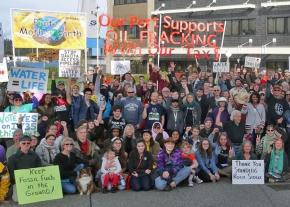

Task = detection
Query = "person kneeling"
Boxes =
[155,138,191,191]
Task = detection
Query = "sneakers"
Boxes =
[194,176,203,184]
[102,188,108,194]
[111,187,118,193]
[188,182,194,187]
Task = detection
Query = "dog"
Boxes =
[76,167,96,195]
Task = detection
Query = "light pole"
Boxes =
[91,5,100,67]
[155,3,165,67]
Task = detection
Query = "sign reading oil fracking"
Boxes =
[11,9,86,49]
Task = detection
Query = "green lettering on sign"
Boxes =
[15,166,63,205]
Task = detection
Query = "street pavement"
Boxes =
[5,179,290,207]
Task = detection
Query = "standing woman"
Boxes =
[142,130,160,169]
[265,138,289,182]
[128,140,153,191]
[54,137,87,194]
[35,134,59,166]
[196,139,220,182]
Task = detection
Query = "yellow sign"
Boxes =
[12,9,86,49]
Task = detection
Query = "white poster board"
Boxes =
[213,62,229,73]
[0,112,38,138]
[232,160,264,184]
[244,56,261,68]
[59,50,81,78]
[7,67,48,93]
[0,58,8,82]
[111,60,130,75]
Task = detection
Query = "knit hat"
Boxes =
[204,117,213,123]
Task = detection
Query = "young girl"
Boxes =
[181,141,202,186]
[101,148,122,193]
[0,145,10,203]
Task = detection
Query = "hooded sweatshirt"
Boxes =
[182,100,201,127]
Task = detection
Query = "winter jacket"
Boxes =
[100,156,122,174]
[166,106,184,134]
[35,138,60,166]
[156,148,184,177]
[182,101,202,127]
[128,151,153,176]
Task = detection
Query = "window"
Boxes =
[114,0,146,5]
[131,60,147,74]
[123,25,140,39]
[225,19,256,36]
[267,17,290,34]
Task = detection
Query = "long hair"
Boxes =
[123,124,136,139]
[241,140,253,154]
[198,138,213,158]
[217,132,231,151]
[39,93,52,106]
[249,92,261,104]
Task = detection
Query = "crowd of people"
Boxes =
[1,61,290,203]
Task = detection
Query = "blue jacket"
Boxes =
[195,149,218,175]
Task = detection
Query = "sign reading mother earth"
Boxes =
[7,67,48,93]
[0,112,38,138]
[15,166,63,205]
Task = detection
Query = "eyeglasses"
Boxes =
[214,90,220,92]
[267,129,274,132]
[64,143,73,146]
[127,92,134,94]
[21,142,31,145]
[8,93,15,96]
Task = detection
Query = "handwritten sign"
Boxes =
[7,67,48,93]
[111,60,130,75]
[0,58,8,82]
[244,56,261,69]
[15,166,63,205]
[213,62,229,73]
[232,160,264,184]
[59,50,81,78]
[0,112,38,138]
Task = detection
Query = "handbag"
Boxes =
[126,155,144,190]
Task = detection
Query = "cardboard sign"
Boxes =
[15,166,63,205]
[213,62,229,73]
[244,56,261,69]
[8,67,48,93]
[59,50,81,78]
[11,9,86,49]
[232,160,264,184]
[0,58,8,82]
[0,112,38,138]
[111,60,130,75]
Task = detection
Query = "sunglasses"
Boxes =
[64,143,74,146]
[127,92,134,94]
[21,142,31,145]
[14,98,22,102]
[267,129,274,132]
[8,93,15,96]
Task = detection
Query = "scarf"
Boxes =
[80,139,90,156]
[268,149,284,174]
[262,135,275,154]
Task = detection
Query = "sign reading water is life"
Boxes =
[7,67,48,93]
[15,166,63,205]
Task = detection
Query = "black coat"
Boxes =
[128,151,153,177]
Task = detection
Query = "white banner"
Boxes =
[244,56,261,69]
[8,67,48,93]
[82,0,107,39]
[59,50,81,78]
[0,112,38,138]
[213,62,229,73]
[0,58,8,82]
[0,22,3,62]
[232,160,264,184]
[111,60,130,75]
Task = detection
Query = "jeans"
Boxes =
[130,175,151,191]
[61,179,76,194]
[155,167,191,190]
[233,145,242,158]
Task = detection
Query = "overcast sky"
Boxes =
[0,0,80,38]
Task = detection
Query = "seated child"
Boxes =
[181,141,203,186]
[101,148,122,193]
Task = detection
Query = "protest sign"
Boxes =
[7,67,48,93]
[59,50,81,78]
[232,160,264,184]
[244,56,261,68]
[0,112,38,138]
[0,22,4,61]
[111,60,130,75]
[0,58,8,82]
[15,166,63,205]
[11,9,86,49]
[213,62,229,73]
